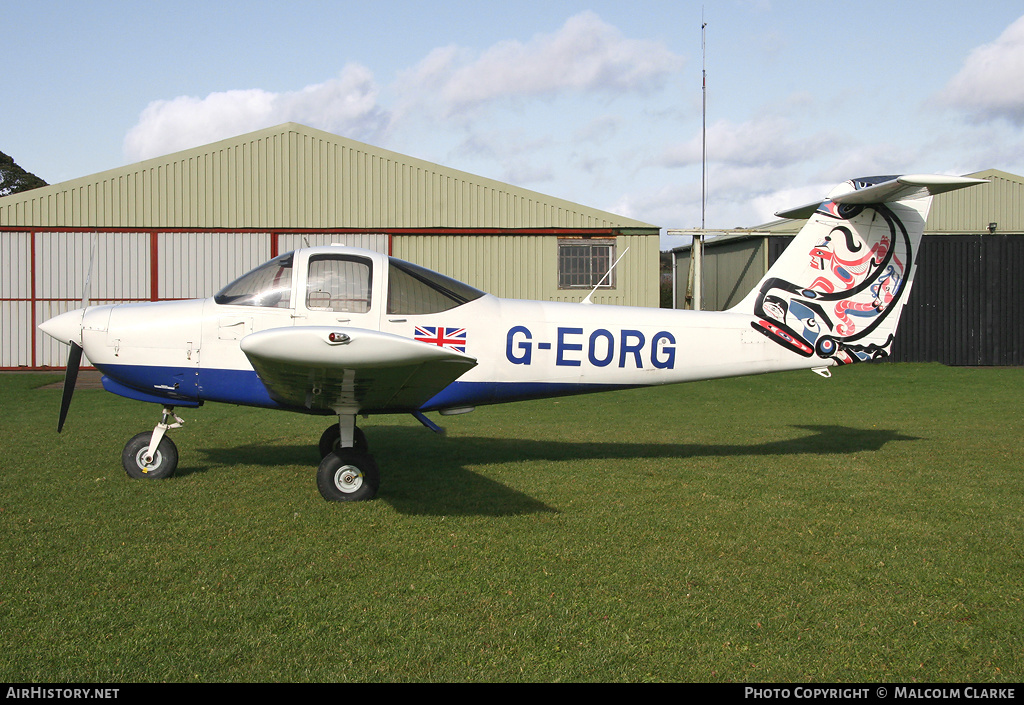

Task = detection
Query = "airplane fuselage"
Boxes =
[67,284,807,416]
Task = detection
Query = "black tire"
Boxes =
[318,424,368,458]
[316,450,380,502]
[122,432,178,479]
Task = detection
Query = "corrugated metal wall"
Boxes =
[891,235,1024,365]
[927,170,1024,233]
[1,232,32,367]
[672,236,770,310]
[393,232,659,306]
[276,232,388,255]
[157,232,271,299]
[705,238,766,310]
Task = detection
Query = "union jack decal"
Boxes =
[414,326,467,353]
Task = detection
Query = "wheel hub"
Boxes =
[134,448,161,474]
[334,465,363,492]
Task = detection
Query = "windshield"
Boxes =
[214,252,294,308]
[387,257,485,314]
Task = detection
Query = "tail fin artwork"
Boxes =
[730,174,987,365]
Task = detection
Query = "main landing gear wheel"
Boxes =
[317,450,380,502]
[122,432,179,479]
[318,424,368,458]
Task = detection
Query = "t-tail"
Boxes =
[729,174,987,365]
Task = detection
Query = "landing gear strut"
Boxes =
[316,415,379,502]
[122,406,183,479]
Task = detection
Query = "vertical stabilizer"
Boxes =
[730,174,986,365]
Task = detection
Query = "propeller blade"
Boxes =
[57,342,83,433]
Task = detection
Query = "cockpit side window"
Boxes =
[387,257,485,315]
[306,255,372,313]
[214,253,293,308]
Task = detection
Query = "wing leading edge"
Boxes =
[240,326,478,413]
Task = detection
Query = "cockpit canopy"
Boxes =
[214,250,485,315]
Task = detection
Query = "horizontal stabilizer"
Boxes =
[775,201,825,220]
[775,174,988,219]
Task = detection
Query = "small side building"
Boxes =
[670,170,1024,365]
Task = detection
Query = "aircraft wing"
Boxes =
[240,326,477,413]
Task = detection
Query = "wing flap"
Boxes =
[240,326,477,412]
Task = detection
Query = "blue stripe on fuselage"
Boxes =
[96,362,285,409]
[96,362,635,414]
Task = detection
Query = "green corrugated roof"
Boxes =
[0,122,656,230]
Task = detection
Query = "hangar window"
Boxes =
[558,239,615,289]
[387,257,485,314]
[215,252,293,308]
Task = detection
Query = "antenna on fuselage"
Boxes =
[581,247,629,305]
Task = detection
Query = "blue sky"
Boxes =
[5,1,1024,246]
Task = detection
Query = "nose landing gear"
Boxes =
[122,406,183,479]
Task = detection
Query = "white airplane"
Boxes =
[39,173,986,502]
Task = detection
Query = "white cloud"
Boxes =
[658,117,830,170]
[574,115,623,145]
[395,11,682,119]
[939,14,1024,124]
[748,183,831,224]
[812,144,921,184]
[123,12,682,169]
[123,64,387,162]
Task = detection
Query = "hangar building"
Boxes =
[670,169,1024,365]
[0,123,660,369]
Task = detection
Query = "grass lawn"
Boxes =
[1,363,1022,682]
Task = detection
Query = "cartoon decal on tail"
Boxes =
[750,201,914,365]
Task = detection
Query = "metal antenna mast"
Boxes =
[684,12,708,311]
[701,13,707,232]
[690,14,708,310]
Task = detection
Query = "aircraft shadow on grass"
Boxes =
[191,424,920,517]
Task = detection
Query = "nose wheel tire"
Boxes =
[317,450,380,502]
[122,432,179,479]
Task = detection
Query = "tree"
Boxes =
[0,151,47,196]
